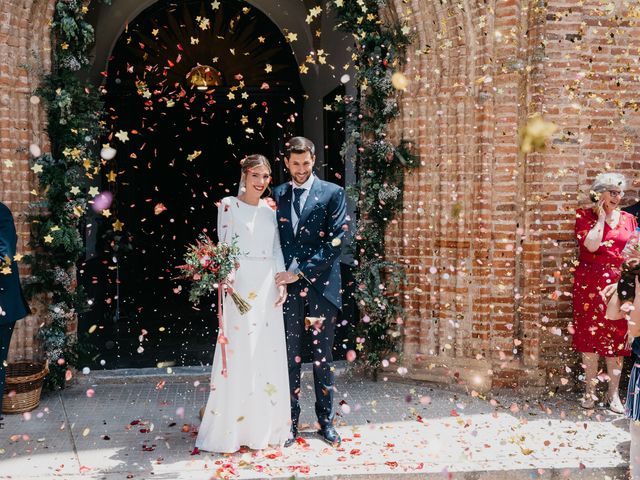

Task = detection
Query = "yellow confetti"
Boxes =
[519,114,557,153]
[114,130,129,142]
[391,72,409,90]
[187,150,202,162]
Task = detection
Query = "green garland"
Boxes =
[27,0,111,389]
[333,1,417,376]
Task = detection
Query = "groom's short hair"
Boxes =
[286,136,315,158]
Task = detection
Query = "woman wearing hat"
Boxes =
[573,172,636,412]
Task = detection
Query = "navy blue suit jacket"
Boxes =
[273,177,347,310]
[0,202,30,325]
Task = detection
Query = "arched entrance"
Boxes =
[79,0,356,369]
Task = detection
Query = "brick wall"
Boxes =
[386,0,640,390]
[1,0,54,361]
[3,0,640,389]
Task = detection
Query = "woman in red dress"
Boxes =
[573,172,636,412]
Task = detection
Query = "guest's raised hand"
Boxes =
[600,282,618,301]
[596,198,606,222]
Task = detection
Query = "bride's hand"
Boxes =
[274,284,287,307]
[224,270,236,293]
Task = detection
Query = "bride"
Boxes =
[195,154,291,453]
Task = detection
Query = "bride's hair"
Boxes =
[241,154,272,174]
[239,154,272,196]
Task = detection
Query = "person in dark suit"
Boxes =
[273,137,347,447]
[624,199,640,224]
[0,202,31,426]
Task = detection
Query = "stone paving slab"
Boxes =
[0,370,632,479]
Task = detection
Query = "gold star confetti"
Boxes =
[187,150,202,162]
[31,164,43,174]
[299,64,309,74]
[112,219,124,232]
[265,64,273,73]
[196,16,210,30]
[107,170,118,182]
[286,32,298,42]
[519,114,557,153]
[264,383,277,396]
[101,209,112,218]
[70,186,81,195]
[211,0,220,9]
[88,186,99,197]
[305,6,322,24]
[114,130,129,142]
[43,234,53,243]
[258,36,265,43]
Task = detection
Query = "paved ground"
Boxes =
[0,365,632,479]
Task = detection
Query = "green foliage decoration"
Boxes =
[333,1,418,376]
[26,0,110,389]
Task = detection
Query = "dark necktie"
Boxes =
[293,187,305,219]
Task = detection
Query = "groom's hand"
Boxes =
[275,271,300,285]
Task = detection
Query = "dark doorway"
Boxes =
[79,0,303,369]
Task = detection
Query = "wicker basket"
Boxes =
[2,361,48,414]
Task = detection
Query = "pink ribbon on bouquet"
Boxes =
[217,283,229,378]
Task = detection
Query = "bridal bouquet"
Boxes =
[177,232,251,314]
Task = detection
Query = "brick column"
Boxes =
[0,0,55,361]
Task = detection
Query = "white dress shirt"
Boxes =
[291,174,315,235]
[288,174,315,274]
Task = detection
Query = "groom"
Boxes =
[274,136,347,447]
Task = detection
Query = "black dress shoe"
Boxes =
[317,425,341,446]
[283,429,298,448]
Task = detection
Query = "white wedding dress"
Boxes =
[195,196,291,453]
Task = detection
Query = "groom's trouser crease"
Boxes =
[284,284,338,430]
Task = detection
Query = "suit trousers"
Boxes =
[283,283,338,430]
[0,322,15,407]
